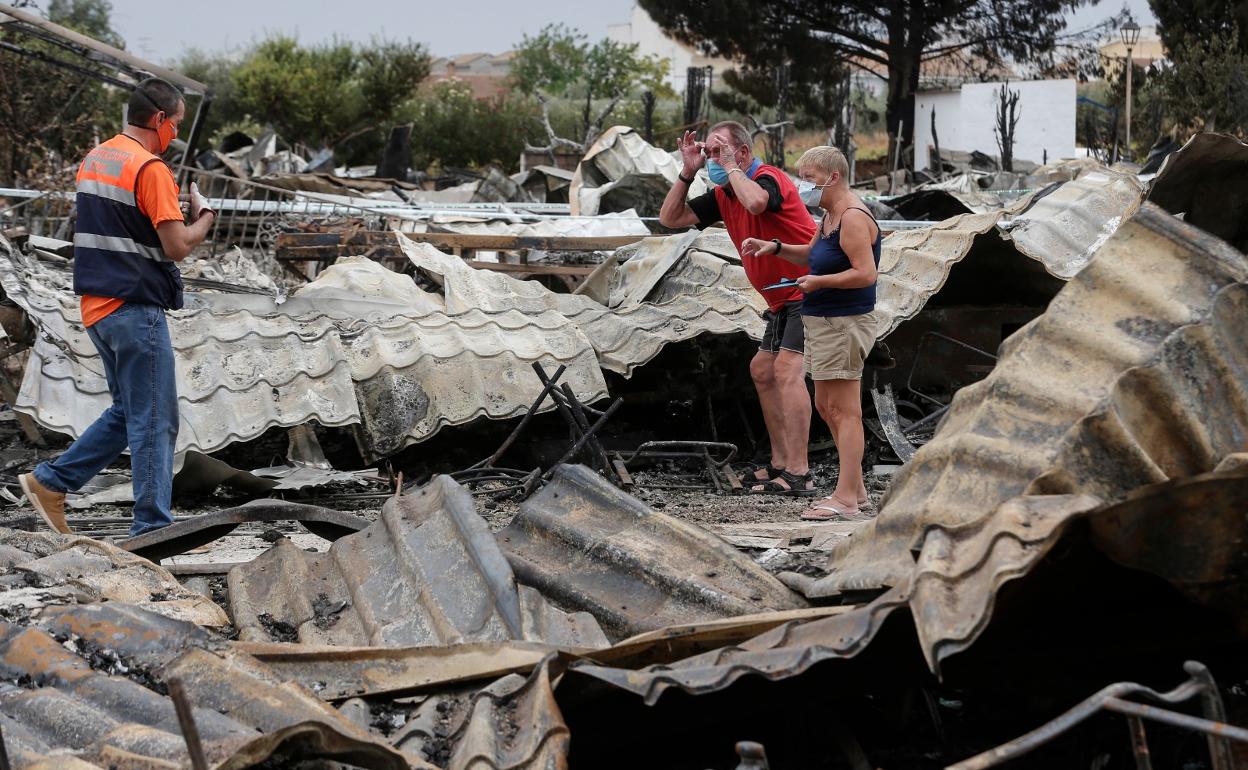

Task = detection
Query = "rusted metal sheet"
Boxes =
[498,465,807,641]
[119,499,368,562]
[1147,132,1248,252]
[390,658,569,770]
[0,529,228,627]
[792,204,1248,598]
[567,584,909,705]
[0,603,419,769]
[1088,456,1248,628]
[237,640,558,701]
[568,462,1248,702]
[907,493,1102,673]
[228,475,609,648]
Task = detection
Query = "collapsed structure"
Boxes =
[1,80,1247,767]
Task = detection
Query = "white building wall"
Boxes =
[608,5,694,89]
[913,90,961,170]
[913,79,1077,171]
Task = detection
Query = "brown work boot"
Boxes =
[18,474,69,534]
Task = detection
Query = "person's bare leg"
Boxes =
[813,381,871,506]
[749,351,788,475]
[773,350,810,475]
[824,379,866,507]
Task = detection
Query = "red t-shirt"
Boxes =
[689,164,817,311]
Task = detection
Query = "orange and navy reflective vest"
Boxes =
[73,135,184,309]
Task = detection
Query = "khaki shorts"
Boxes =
[802,312,878,380]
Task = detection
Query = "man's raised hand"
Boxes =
[679,130,706,173]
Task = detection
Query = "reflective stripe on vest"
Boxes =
[75,177,136,206]
[72,134,182,309]
[73,232,169,263]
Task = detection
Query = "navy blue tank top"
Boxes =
[801,207,881,318]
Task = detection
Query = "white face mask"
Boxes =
[797,179,829,208]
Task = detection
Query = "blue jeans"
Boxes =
[34,303,178,536]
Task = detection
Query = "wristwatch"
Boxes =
[770,238,782,255]
[678,172,696,185]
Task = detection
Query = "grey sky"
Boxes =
[108,0,636,63]
[104,0,1157,66]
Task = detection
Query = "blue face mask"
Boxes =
[708,157,762,186]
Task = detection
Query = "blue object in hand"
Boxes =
[762,278,799,291]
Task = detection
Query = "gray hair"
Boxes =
[708,120,752,150]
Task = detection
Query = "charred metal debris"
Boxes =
[3,111,1248,767]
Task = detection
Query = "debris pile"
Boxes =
[0,123,1246,768]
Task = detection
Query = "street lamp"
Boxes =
[1120,20,1141,158]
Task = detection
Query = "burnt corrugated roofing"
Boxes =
[0,602,418,769]
[498,465,807,641]
[0,237,610,461]
[228,474,609,649]
[1147,131,1248,252]
[873,169,1145,339]
[403,233,765,377]
[796,204,1248,597]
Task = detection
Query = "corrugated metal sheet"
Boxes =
[562,205,1248,705]
[873,211,1002,339]
[1001,170,1145,279]
[403,233,765,377]
[498,465,807,641]
[0,242,363,457]
[794,204,1248,597]
[228,474,609,648]
[426,209,650,238]
[907,493,1102,673]
[0,529,228,628]
[390,659,568,770]
[568,584,910,705]
[0,238,609,459]
[1147,131,1248,251]
[570,126,709,216]
[0,602,419,769]
[239,640,558,701]
[873,171,1145,340]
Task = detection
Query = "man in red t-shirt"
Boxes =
[659,121,818,495]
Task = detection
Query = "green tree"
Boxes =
[638,0,1108,159]
[0,0,125,184]
[177,48,252,145]
[46,0,124,47]
[511,23,671,150]
[231,36,430,160]
[1151,0,1248,55]
[1147,29,1248,136]
[402,80,539,172]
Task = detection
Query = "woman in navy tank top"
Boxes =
[740,146,880,521]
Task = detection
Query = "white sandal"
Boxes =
[801,495,860,521]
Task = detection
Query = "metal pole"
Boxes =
[1102,698,1248,744]
[1126,716,1153,770]
[167,677,209,770]
[543,397,623,479]
[1124,46,1133,157]
[177,93,213,187]
[1185,661,1235,770]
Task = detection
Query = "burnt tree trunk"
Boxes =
[377,123,413,181]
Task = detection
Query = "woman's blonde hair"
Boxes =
[797,145,849,179]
